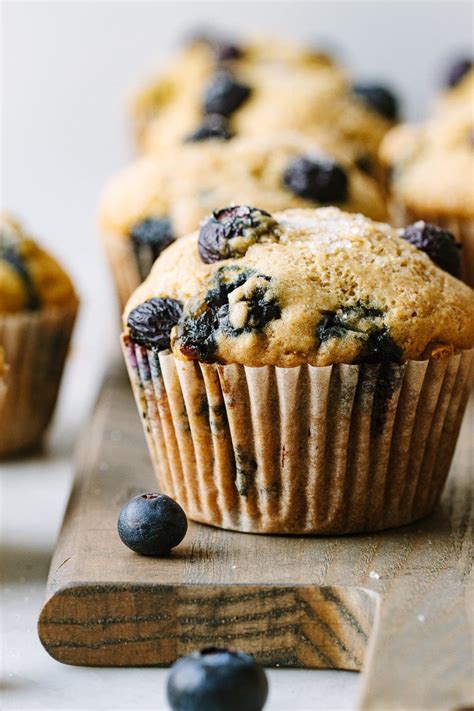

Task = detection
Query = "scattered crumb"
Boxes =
[231,565,237,570]
[427,540,432,545]
[369,571,380,580]
[417,614,426,622]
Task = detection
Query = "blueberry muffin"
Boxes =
[0,215,79,456]
[380,110,474,285]
[133,34,398,161]
[122,206,473,534]
[435,57,473,120]
[100,132,387,308]
[0,347,7,407]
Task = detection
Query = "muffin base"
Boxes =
[102,232,142,312]
[122,336,473,535]
[0,306,78,457]
[389,201,474,287]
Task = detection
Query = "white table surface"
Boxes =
[0,348,360,711]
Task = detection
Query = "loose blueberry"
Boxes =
[401,221,461,278]
[198,206,277,263]
[445,57,472,88]
[352,83,399,121]
[117,493,187,556]
[127,297,184,350]
[167,647,268,711]
[185,114,234,142]
[283,156,348,203]
[203,71,251,117]
[130,217,174,280]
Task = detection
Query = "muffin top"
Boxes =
[380,110,474,218]
[435,61,473,120]
[100,132,387,245]
[380,57,474,219]
[0,215,78,313]
[133,35,398,159]
[124,207,474,368]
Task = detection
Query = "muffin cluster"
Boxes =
[100,32,403,308]
[132,35,398,158]
[100,132,387,306]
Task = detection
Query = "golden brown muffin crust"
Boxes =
[124,207,474,367]
[99,131,387,241]
[0,214,78,313]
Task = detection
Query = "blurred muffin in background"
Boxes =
[121,206,473,534]
[435,56,473,120]
[99,131,388,308]
[132,33,399,162]
[0,214,79,457]
[0,347,7,408]
[380,57,474,285]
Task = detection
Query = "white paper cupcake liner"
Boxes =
[0,306,78,457]
[123,335,473,535]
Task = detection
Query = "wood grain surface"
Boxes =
[38,363,474,710]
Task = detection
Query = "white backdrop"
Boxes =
[2,0,473,429]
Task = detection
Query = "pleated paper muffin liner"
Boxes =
[389,201,474,287]
[122,335,473,535]
[101,232,146,312]
[0,305,78,457]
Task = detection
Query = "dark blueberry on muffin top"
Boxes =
[402,221,461,278]
[198,205,279,263]
[283,156,348,203]
[185,114,234,142]
[127,297,183,351]
[130,217,174,281]
[214,41,244,62]
[445,57,473,88]
[203,71,252,117]
[352,83,399,121]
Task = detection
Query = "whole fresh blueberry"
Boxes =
[117,493,187,556]
[198,205,277,263]
[203,71,251,117]
[167,647,268,711]
[127,297,184,350]
[445,57,472,88]
[352,83,399,120]
[283,156,348,203]
[402,221,461,278]
[185,114,234,142]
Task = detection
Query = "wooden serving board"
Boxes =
[38,362,473,710]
